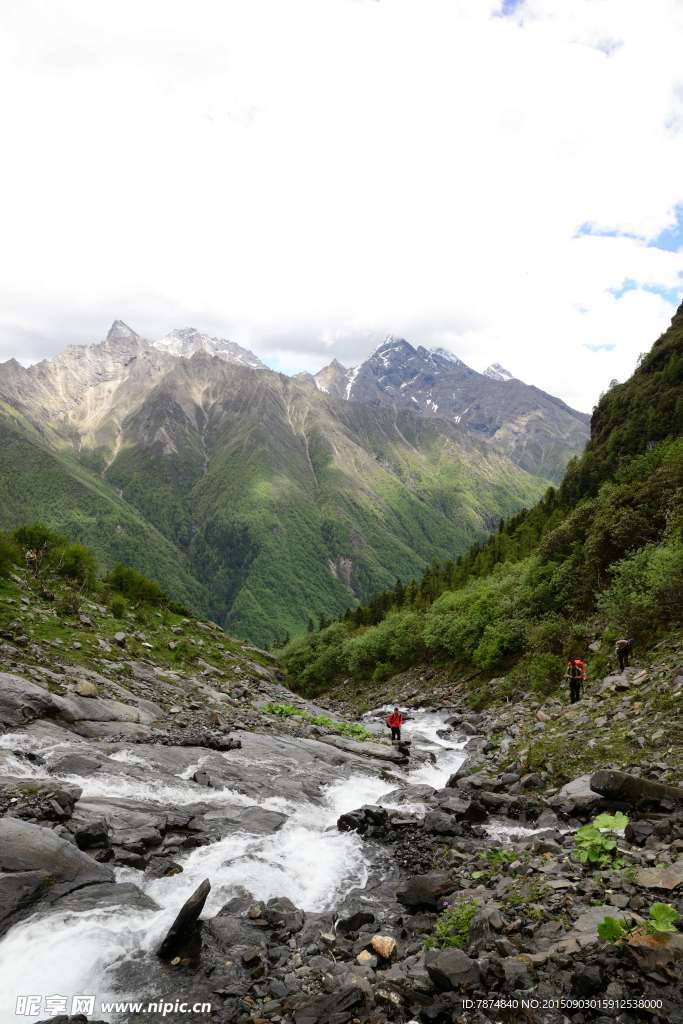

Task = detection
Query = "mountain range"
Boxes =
[0,321,589,645]
[306,336,589,483]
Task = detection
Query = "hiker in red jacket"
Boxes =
[386,707,404,742]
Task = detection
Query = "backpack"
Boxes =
[570,661,582,680]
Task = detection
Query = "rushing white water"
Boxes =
[61,771,258,807]
[0,709,465,1023]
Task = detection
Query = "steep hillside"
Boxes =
[0,323,551,646]
[313,336,590,482]
[285,302,683,696]
[0,413,210,615]
[102,355,545,645]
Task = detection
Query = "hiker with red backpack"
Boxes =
[386,707,404,742]
[566,657,586,703]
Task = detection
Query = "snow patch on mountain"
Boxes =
[484,362,515,382]
[153,327,265,369]
[345,365,360,400]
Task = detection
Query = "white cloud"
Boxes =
[0,0,681,410]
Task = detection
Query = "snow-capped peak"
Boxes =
[483,362,515,382]
[431,346,465,367]
[152,327,265,369]
[374,334,413,354]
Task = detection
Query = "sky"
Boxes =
[0,0,682,412]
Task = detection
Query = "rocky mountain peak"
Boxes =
[431,346,466,368]
[152,327,265,370]
[106,320,140,343]
[484,362,516,382]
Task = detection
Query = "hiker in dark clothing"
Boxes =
[386,707,403,742]
[615,638,633,672]
[566,657,586,704]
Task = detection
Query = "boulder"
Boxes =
[636,861,683,890]
[423,810,463,836]
[337,805,388,834]
[151,728,242,751]
[294,985,366,1024]
[590,770,683,806]
[397,872,457,911]
[158,878,211,959]
[371,934,397,959]
[424,947,480,991]
[53,881,159,914]
[265,896,305,934]
[0,672,59,730]
[74,681,98,698]
[319,734,407,763]
[0,818,114,935]
[0,777,82,821]
[336,906,376,934]
[549,773,607,814]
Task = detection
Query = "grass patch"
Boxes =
[260,702,375,741]
[424,900,479,950]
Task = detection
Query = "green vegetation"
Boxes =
[0,353,549,648]
[470,846,519,883]
[1,521,191,621]
[260,702,374,741]
[0,420,209,614]
[424,900,479,950]
[285,303,683,699]
[573,813,629,869]
[598,903,679,944]
[0,535,278,701]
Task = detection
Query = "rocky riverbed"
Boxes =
[1,665,683,1024]
[1,574,683,1024]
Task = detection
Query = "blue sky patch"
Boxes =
[498,0,524,17]
[584,342,616,352]
[576,205,683,254]
[609,279,681,304]
[647,205,683,253]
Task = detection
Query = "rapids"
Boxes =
[0,709,466,1023]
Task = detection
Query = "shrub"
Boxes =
[12,522,65,552]
[57,543,98,586]
[0,532,18,578]
[110,595,127,619]
[597,536,683,638]
[344,609,424,677]
[55,593,81,617]
[12,522,67,575]
[506,652,566,698]
[107,564,165,606]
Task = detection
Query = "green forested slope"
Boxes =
[0,354,547,647]
[284,302,683,696]
[104,365,546,646]
[0,413,210,614]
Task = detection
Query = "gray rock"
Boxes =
[0,818,114,934]
[397,872,457,911]
[158,878,211,959]
[0,672,59,730]
[424,947,480,990]
[549,773,607,814]
[294,984,367,1024]
[266,896,305,934]
[590,769,683,806]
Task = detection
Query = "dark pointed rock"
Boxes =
[158,878,211,960]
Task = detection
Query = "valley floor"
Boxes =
[0,575,682,1024]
